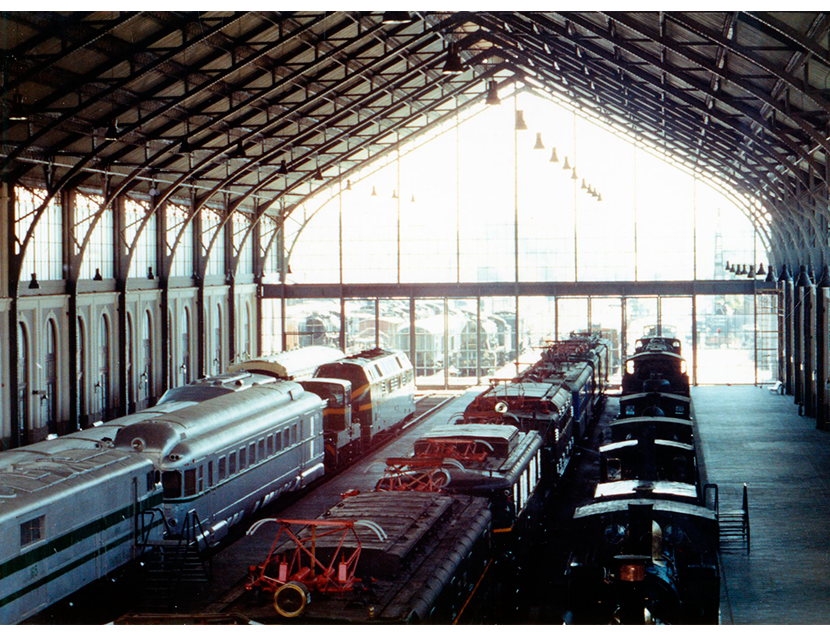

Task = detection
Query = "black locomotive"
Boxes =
[564,337,720,625]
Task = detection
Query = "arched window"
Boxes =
[182,307,191,384]
[142,310,153,406]
[99,314,111,420]
[77,316,87,428]
[45,319,58,434]
[127,312,135,413]
[214,303,222,375]
[17,322,29,438]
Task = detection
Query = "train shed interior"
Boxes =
[3,10,830,625]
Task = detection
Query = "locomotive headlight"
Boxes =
[681,360,687,374]
[495,401,509,414]
[626,360,634,374]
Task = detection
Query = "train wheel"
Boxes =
[274,581,310,618]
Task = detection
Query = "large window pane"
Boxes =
[345,299,376,354]
[696,295,755,383]
[285,299,340,350]
[590,297,623,381]
[557,297,588,340]
[625,296,658,356]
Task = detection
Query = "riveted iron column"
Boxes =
[794,265,810,411]
[816,265,830,430]
[781,265,794,395]
[802,268,815,416]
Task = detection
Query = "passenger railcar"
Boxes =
[1,345,420,624]
[114,372,325,541]
[0,435,161,624]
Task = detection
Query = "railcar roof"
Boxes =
[228,346,345,379]
[599,439,695,453]
[574,497,716,522]
[610,416,693,428]
[594,479,699,500]
[421,424,518,444]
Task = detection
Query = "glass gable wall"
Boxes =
[266,90,773,388]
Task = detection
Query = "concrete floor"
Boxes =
[693,385,830,625]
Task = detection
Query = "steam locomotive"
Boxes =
[564,336,720,625]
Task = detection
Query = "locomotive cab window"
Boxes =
[250,442,257,464]
[229,452,237,475]
[20,515,45,548]
[162,471,182,498]
[239,447,247,470]
[218,456,227,480]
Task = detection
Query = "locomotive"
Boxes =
[564,335,720,625]
[0,347,415,624]
[463,334,609,483]
[621,337,689,397]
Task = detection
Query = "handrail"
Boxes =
[703,482,719,513]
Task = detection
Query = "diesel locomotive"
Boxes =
[0,347,416,624]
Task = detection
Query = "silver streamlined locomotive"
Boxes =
[0,347,416,625]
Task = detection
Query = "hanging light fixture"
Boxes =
[147,266,155,280]
[229,142,246,159]
[104,120,120,141]
[411,194,416,203]
[345,179,352,191]
[515,109,528,131]
[442,43,465,74]
[485,80,501,106]
[562,156,571,170]
[549,147,559,163]
[178,136,194,154]
[371,186,378,196]
[581,178,588,190]
[756,263,766,277]
[725,260,731,270]
[313,166,324,180]
[93,268,103,281]
[597,192,603,203]
[533,132,545,150]
[392,190,398,199]
[747,265,756,278]
[28,273,40,290]
[765,264,776,282]
[8,94,27,122]
[571,167,578,180]
[277,159,289,175]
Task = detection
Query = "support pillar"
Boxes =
[795,265,811,412]
[781,265,795,395]
[803,270,816,416]
[816,265,830,430]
